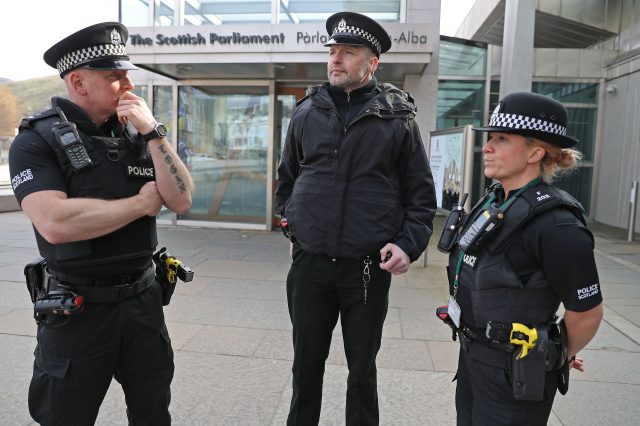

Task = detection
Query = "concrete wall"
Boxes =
[0,189,20,212]
[595,69,640,229]
[487,46,618,78]
[403,0,441,147]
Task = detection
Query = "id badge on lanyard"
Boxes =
[447,296,461,328]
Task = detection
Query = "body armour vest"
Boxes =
[19,109,157,268]
[448,182,587,328]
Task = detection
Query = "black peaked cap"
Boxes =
[44,22,137,78]
[475,91,579,148]
[325,12,392,57]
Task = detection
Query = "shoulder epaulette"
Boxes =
[18,109,60,132]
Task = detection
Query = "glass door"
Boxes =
[177,85,270,224]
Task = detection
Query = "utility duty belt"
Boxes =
[50,266,156,304]
[23,248,194,324]
[437,306,570,401]
[24,257,156,324]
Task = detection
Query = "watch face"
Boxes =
[156,123,167,137]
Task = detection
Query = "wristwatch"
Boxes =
[142,123,168,142]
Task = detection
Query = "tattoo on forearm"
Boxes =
[174,175,186,193]
[156,142,187,193]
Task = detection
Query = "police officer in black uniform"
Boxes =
[438,92,603,425]
[276,12,437,426]
[9,22,193,425]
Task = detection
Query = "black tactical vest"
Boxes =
[448,182,587,328]
[19,109,157,268]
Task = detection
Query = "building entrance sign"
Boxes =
[128,23,432,54]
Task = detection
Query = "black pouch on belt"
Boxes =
[24,257,46,303]
[511,326,548,401]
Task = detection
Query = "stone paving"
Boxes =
[0,211,638,425]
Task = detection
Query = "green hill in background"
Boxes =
[0,76,67,166]
[3,75,67,118]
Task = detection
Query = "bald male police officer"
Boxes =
[9,22,193,425]
[276,12,437,425]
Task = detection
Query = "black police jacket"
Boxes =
[447,181,587,328]
[276,82,436,261]
[17,97,157,271]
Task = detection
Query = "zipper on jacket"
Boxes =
[345,92,351,132]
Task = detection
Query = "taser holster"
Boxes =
[511,325,548,401]
[152,247,194,306]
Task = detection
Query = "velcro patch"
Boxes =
[523,188,555,205]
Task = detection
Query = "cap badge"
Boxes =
[110,28,121,45]
[493,102,502,115]
[337,18,347,32]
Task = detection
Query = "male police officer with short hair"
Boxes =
[276,12,437,425]
[9,22,193,424]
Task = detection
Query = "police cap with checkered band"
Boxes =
[324,12,392,58]
[475,91,578,148]
[44,22,137,78]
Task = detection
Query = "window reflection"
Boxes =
[182,0,272,25]
[153,86,174,220]
[436,80,485,130]
[121,0,150,27]
[533,82,598,215]
[126,0,402,26]
[155,0,176,26]
[439,37,487,77]
[279,0,401,23]
[177,86,269,223]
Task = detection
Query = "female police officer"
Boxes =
[439,91,603,425]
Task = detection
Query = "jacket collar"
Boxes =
[310,81,416,116]
[51,96,124,137]
[326,76,378,103]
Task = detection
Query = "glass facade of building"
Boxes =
[121,0,402,26]
[437,37,488,204]
[438,37,599,214]
[176,86,270,224]
[121,1,602,227]
[121,0,409,229]
[278,0,401,23]
[532,82,598,214]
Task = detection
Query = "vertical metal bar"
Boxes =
[400,0,407,23]
[463,124,474,211]
[266,80,276,230]
[589,79,607,220]
[628,181,638,242]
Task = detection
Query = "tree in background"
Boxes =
[0,85,20,137]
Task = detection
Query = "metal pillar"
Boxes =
[499,0,535,98]
[629,181,638,242]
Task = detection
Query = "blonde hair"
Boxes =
[526,137,582,184]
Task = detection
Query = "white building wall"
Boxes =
[403,0,441,147]
[594,0,640,230]
[596,70,640,229]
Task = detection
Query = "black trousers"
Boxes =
[455,347,559,426]
[286,247,391,426]
[28,280,174,425]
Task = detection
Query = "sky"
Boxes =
[0,0,474,81]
